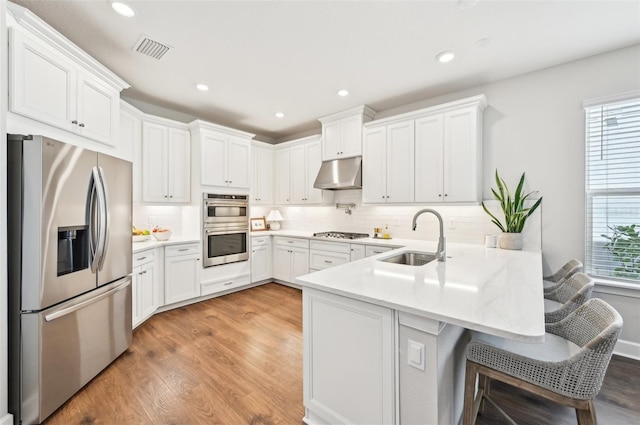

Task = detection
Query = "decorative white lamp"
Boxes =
[266,210,284,231]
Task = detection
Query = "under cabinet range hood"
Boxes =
[313,156,362,190]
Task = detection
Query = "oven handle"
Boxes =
[204,228,249,235]
[203,200,248,207]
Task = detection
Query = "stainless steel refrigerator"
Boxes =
[7,135,133,424]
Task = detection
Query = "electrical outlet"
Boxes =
[449,218,456,229]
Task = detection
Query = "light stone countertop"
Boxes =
[132,237,200,254]
[295,240,545,342]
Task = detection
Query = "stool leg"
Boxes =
[479,375,490,413]
[463,361,478,425]
[576,399,597,425]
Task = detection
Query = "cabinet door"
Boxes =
[415,114,444,203]
[201,133,228,186]
[251,244,271,283]
[305,140,324,204]
[228,137,250,189]
[252,146,273,204]
[290,145,307,203]
[386,120,415,203]
[9,28,76,133]
[167,128,191,203]
[122,110,142,202]
[443,107,479,202]
[340,115,363,158]
[132,265,142,327]
[362,126,387,203]
[274,148,291,204]
[272,245,291,281]
[76,71,119,145]
[291,248,310,280]
[303,289,394,425]
[322,120,342,160]
[141,122,169,202]
[164,254,200,305]
[350,244,365,261]
[140,261,156,320]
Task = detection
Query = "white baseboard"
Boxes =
[0,413,14,425]
[614,338,640,361]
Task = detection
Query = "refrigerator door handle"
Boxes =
[88,167,100,273]
[96,166,110,271]
[44,278,130,322]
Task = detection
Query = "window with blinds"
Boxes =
[585,97,640,282]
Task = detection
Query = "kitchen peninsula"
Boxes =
[296,240,543,425]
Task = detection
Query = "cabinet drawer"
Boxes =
[309,250,351,270]
[133,249,155,267]
[165,243,200,257]
[251,236,271,247]
[309,240,350,254]
[274,237,309,249]
[201,274,251,296]
[365,245,395,257]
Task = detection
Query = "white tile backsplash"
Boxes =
[133,204,201,238]
[251,190,541,250]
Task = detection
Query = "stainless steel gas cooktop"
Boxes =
[313,231,369,240]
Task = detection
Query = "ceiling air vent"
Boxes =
[133,35,171,60]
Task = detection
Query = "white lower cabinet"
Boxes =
[365,245,395,257]
[309,240,351,272]
[273,237,309,283]
[164,243,201,305]
[303,288,395,425]
[132,249,157,328]
[251,236,272,283]
[349,244,366,261]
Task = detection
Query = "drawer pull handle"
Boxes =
[178,248,189,252]
[224,282,233,286]
[324,260,333,264]
[287,241,294,244]
[136,256,146,261]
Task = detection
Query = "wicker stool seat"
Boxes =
[543,259,583,294]
[463,298,622,425]
[544,272,594,323]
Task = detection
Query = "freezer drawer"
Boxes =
[20,278,132,424]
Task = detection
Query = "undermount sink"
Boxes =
[378,251,437,266]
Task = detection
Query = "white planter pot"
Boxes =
[499,232,523,250]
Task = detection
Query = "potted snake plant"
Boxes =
[482,170,542,250]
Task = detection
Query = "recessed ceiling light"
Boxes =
[196,83,209,91]
[111,2,135,17]
[337,89,349,97]
[275,112,285,119]
[436,51,455,63]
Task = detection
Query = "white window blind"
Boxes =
[585,97,640,282]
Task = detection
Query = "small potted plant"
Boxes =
[482,170,542,250]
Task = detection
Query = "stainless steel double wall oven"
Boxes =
[202,194,249,267]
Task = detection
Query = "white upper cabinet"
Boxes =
[121,102,143,202]
[7,5,129,147]
[364,95,486,205]
[415,104,484,203]
[251,141,274,205]
[141,119,191,203]
[190,120,254,190]
[318,106,376,161]
[274,136,331,205]
[363,120,415,203]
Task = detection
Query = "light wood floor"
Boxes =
[43,283,640,425]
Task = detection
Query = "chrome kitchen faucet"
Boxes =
[411,209,446,262]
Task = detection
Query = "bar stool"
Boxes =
[463,298,622,425]
[544,259,583,294]
[544,272,594,323]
